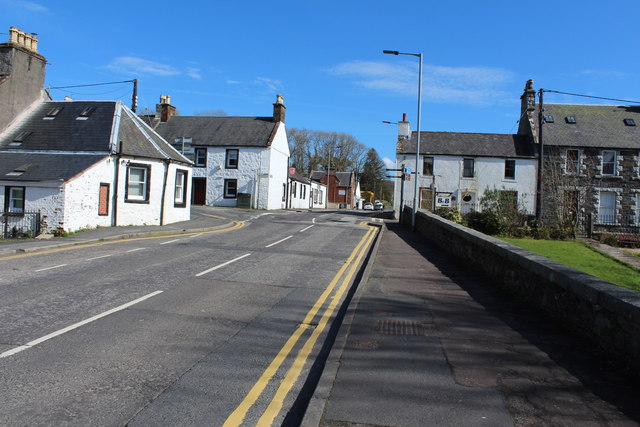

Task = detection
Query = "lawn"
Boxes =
[501,238,640,293]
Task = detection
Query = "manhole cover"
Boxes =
[376,320,429,336]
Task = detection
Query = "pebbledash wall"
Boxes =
[402,207,640,373]
[2,156,191,233]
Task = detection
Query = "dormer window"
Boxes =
[13,131,32,142]
[543,115,554,123]
[76,106,96,120]
[565,116,576,124]
[624,118,636,126]
[43,106,63,120]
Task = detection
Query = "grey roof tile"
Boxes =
[538,104,640,149]
[400,131,535,158]
[154,116,277,147]
[0,152,107,181]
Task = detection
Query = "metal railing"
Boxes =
[1,211,41,239]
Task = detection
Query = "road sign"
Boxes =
[435,192,452,208]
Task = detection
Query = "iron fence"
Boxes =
[1,211,41,239]
[582,213,639,236]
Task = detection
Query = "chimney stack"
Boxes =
[397,113,411,153]
[521,79,536,113]
[156,95,176,122]
[273,94,286,123]
[7,26,39,53]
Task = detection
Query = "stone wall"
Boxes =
[404,206,640,372]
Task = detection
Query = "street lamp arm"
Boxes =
[383,50,421,58]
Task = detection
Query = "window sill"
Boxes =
[125,199,150,204]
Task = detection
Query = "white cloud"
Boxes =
[383,157,395,169]
[254,77,283,92]
[186,67,202,79]
[330,60,514,105]
[226,80,241,84]
[106,57,180,77]
[579,69,628,79]
[11,1,48,13]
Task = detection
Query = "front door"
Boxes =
[192,178,206,205]
[419,188,433,211]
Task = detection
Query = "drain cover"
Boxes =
[376,320,429,336]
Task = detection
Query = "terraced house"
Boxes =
[0,27,192,236]
[518,80,640,234]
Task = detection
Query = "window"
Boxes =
[291,181,296,196]
[598,191,616,224]
[98,183,109,216]
[423,157,434,176]
[194,148,207,167]
[5,186,25,213]
[225,149,239,169]
[624,118,636,126]
[13,131,32,142]
[44,106,63,120]
[636,194,640,225]
[504,159,516,179]
[174,169,188,207]
[565,116,576,124]
[543,115,554,123]
[224,179,238,198]
[125,164,150,203]
[602,150,617,176]
[76,106,96,120]
[282,183,286,201]
[566,149,580,174]
[462,158,474,178]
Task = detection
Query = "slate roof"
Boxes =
[154,116,278,147]
[400,131,535,158]
[536,104,640,149]
[0,152,107,182]
[289,171,309,184]
[310,171,354,187]
[0,101,190,182]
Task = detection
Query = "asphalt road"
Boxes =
[0,209,378,426]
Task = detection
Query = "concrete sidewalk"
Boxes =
[305,222,640,426]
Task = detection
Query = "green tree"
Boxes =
[360,148,386,196]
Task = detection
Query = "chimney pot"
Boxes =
[156,95,176,122]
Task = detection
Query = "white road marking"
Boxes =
[86,254,114,261]
[126,248,145,253]
[35,264,67,272]
[160,239,180,245]
[189,233,203,238]
[312,218,316,223]
[265,236,293,248]
[195,253,252,277]
[299,225,314,233]
[0,291,164,358]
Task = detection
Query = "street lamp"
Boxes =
[383,49,423,230]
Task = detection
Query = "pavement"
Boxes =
[304,221,640,426]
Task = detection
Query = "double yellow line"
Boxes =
[224,223,378,426]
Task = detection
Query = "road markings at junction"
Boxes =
[299,225,314,232]
[223,224,377,426]
[0,291,163,359]
[86,254,114,261]
[265,236,293,248]
[195,253,252,277]
[160,239,181,245]
[126,248,145,253]
[34,264,68,272]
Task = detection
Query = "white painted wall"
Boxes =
[64,157,114,232]
[394,154,537,215]
[193,124,290,210]
[0,181,64,232]
[288,180,311,209]
[310,181,327,209]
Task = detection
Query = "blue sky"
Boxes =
[3,0,640,168]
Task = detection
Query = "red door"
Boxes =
[192,178,206,205]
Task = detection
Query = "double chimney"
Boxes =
[156,94,286,123]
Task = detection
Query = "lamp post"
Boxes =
[383,50,423,230]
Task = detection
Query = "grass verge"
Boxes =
[502,238,640,293]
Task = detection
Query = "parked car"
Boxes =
[363,202,373,211]
[374,202,384,210]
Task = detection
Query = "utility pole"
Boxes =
[131,79,138,113]
[536,89,545,221]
